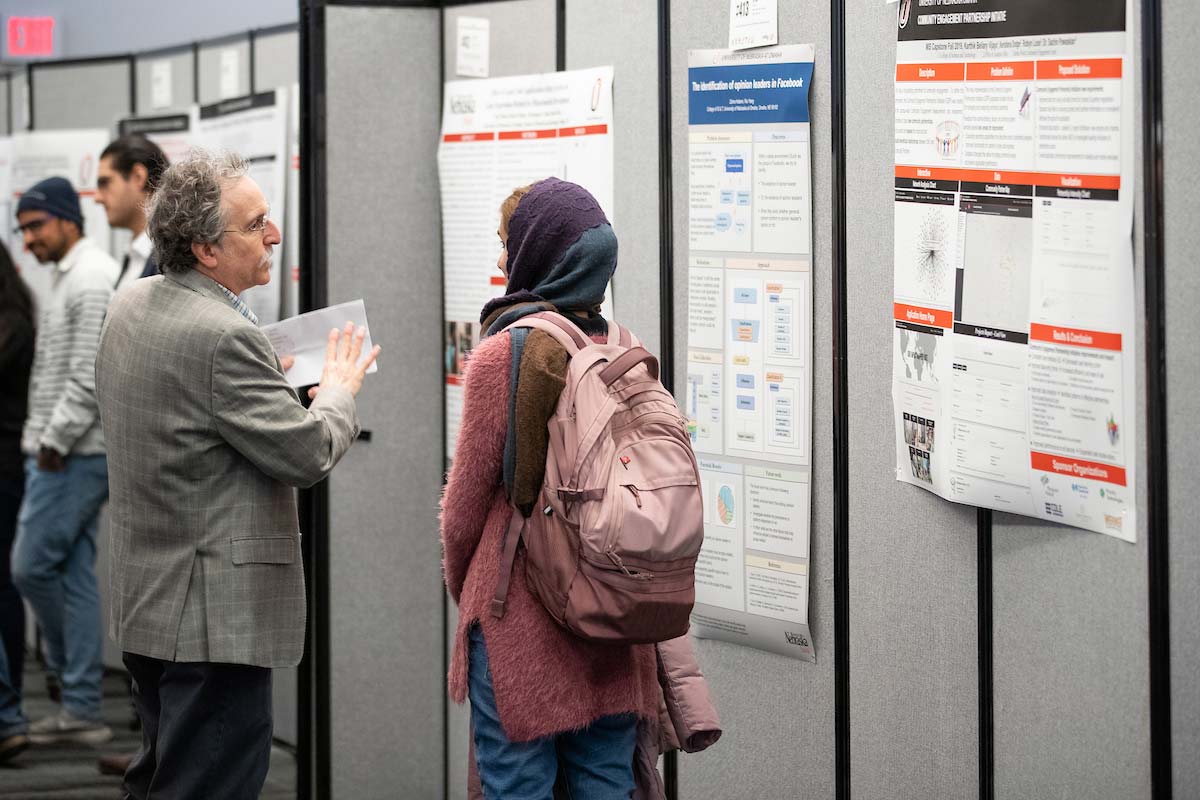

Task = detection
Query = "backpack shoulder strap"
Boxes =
[605,320,640,348]
[502,311,589,354]
[490,509,526,619]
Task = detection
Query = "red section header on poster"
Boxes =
[442,132,496,143]
[1030,323,1122,351]
[895,63,966,82]
[1031,452,1127,486]
[894,303,952,329]
[1036,58,1123,80]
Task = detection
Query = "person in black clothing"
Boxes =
[0,241,35,762]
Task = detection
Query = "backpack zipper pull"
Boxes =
[606,548,635,577]
[624,484,642,508]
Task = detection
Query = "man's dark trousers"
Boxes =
[121,652,272,800]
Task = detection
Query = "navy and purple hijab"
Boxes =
[479,177,618,501]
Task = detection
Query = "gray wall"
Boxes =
[844,4,980,797]
[30,59,131,130]
[134,47,195,112]
[440,3,557,795]
[198,36,251,104]
[254,28,298,95]
[0,0,296,62]
[668,1,837,797]
[991,5,1151,797]
[1164,0,1200,792]
[325,6,445,798]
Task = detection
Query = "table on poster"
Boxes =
[438,66,615,461]
[889,0,1137,542]
[684,44,816,661]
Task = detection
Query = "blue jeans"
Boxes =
[12,454,108,721]
[0,475,26,737]
[467,625,637,800]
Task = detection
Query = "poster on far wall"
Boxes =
[9,130,114,309]
[437,65,615,461]
[684,44,816,662]
[889,0,1136,542]
[195,90,288,325]
[117,110,198,165]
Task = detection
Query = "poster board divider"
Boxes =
[298,1,330,798]
[978,508,994,800]
[830,0,851,796]
[191,42,201,104]
[25,64,32,130]
[248,28,257,95]
[1141,0,1172,794]
[128,54,137,115]
[656,3,678,792]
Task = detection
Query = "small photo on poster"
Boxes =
[908,445,932,484]
[445,320,480,380]
[902,412,935,453]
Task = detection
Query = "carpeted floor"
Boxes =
[0,655,296,799]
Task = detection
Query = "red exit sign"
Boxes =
[7,16,55,58]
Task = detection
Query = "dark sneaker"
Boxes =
[97,751,136,776]
[0,733,29,763]
[28,711,113,745]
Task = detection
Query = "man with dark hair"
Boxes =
[11,176,118,746]
[93,133,169,778]
[96,135,167,292]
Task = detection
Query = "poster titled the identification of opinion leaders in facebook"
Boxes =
[684,45,816,661]
[438,66,615,461]
[890,0,1137,541]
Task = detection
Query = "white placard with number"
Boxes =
[728,0,778,51]
[151,60,173,109]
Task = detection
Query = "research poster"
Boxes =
[438,66,615,460]
[196,90,288,325]
[9,130,115,307]
[890,0,1137,541]
[117,110,198,166]
[684,45,815,661]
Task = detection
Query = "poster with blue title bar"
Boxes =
[684,45,816,662]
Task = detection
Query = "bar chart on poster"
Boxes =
[684,44,816,661]
[890,0,1137,541]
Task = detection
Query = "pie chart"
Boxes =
[717,485,735,526]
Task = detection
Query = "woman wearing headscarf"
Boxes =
[440,178,658,798]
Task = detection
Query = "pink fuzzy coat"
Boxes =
[440,330,659,742]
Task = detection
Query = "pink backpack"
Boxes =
[490,312,704,644]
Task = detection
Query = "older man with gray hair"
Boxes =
[95,149,378,799]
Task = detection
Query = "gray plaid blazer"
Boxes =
[96,269,359,667]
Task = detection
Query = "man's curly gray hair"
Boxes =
[146,148,248,275]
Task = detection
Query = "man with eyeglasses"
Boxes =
[8,176,119,748]
[95,150,378,798]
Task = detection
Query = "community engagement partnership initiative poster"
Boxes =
[891,0,1136,541]
[438,66,615,460]
[684,45,815,661]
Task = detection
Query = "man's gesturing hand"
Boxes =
[307,321,381,400]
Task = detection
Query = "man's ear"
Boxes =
[129,162,150,194]
[191,240,220,270]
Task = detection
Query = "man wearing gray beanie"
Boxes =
[4,175,118,749]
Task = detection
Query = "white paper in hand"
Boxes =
[262,299,379,388]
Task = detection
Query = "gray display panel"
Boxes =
[669,0,835,796]
[439,3,557,795]
[30,60,131,130]
[198,37,251,104]
[1162,0,1197,793]
[991,5,1151,796]
[254,29,299,94]
[845,4,979,798]
[326,6,446,797]
[134,49,195,112]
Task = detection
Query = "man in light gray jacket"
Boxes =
[95,150,378,799]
